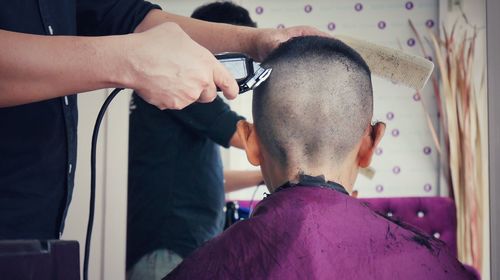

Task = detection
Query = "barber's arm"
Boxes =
[224,170,264,193]
[0,26,239,109]
[0,0,238,109]
[171,111,264,193]
[134,9,330,61]
[164,97,264,191]
[166,95,243,147]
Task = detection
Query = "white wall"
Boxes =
[62,89,131,280]
[62,90,107,280]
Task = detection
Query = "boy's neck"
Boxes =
[273,174,350,195]
[265,163,357,194]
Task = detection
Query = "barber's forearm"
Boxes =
[224,170,264,193]
[0,22,233,109]
[0,29,128,107]
[135,9,259,58]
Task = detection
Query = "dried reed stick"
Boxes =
[409,18,485,271]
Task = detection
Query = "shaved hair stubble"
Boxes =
[253,36,373,171]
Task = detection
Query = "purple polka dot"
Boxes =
[426,19,435,28]
[407,38,416,47]
[391,129,400,137]
[392,166,401,174]
[413,93,421,101]
[437,112,441,118]
[304,4,312,13]
[386,112,395,120]
[424,183,432,192]
[375,185,384,193]
[277,24,285,29]
[378,21,386,29]
[423,146,432,155]
[405,1,414,10]
[426,56,433,62]
[255,6,264,15]
[327,22,336,31]
[375,147,383,155]
[354,3,363,12]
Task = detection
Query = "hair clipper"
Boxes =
[215,53,272,94]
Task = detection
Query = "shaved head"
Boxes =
[253,36,373,170]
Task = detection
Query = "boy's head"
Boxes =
[237,36,385,192]
[191,2,257,27]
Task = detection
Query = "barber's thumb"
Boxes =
[213,60,239,100]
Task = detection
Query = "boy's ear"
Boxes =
[357,122,386,168]
[236,120,262,166]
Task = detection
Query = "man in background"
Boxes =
[126,2,262,279]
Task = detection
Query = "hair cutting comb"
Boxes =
[336,35,434,91]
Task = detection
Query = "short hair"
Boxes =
[253,36,373,168]
[191,2,257,27]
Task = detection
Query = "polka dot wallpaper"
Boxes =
[155,0,441,199]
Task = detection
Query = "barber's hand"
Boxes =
[126,23,238,110]
[251,26,331,62]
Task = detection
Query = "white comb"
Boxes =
[336,35,434,91]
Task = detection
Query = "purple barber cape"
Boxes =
[164,185,474,280]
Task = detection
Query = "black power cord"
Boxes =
[83,88,123,280]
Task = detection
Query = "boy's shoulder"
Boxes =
[252,186,437,245]
[165,186,474,280]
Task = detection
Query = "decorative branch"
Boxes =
[409,18,485,271]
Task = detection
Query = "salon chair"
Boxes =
[358,197,458,254]
[358,196,480,279]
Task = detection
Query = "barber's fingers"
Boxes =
[212,59,239,100]
[296,25,331,37]
[197,81,217,103]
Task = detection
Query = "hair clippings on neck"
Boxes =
[215,52,272,94]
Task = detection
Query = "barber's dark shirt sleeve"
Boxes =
[76,0,161,36]
[169,97,244,148]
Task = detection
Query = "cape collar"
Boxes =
[274,174,349,195]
